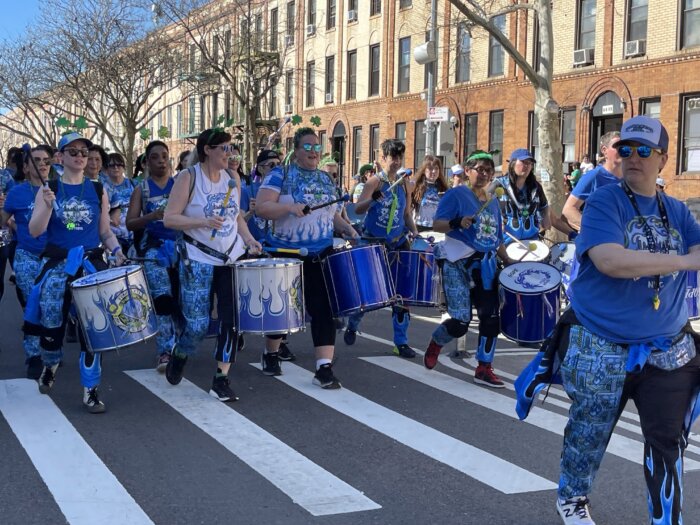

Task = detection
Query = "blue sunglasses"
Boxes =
[617,145,661,159]
[302,143,322,152]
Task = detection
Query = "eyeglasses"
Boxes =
[470,166,494,175]
[617,145,661,159]
[210,144,235,153]
[302,143,322,152]
[228,154,242,162]
[108,163,125,168]
[31,158,52,166]
[261,161,280,169]
[65,148,89,158]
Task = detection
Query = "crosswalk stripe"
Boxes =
[0,379,154,525]
[250,362,557,494]
[125,370,380,516]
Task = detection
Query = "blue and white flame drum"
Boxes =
[389,250,441,307]
[322,244,395,317]
[499,261,561,344]
[235,258,305,335]
[548,242,576,291]
[70,265,158,353]
[687,271,700,321]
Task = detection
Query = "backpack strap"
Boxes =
[49,179,103,213]
[140,178,150,212]
[187,166,197,202]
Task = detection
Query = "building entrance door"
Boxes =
[589,91,624,160]
[332,122,347,190]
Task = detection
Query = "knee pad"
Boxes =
[481,316,500,338]
[444,318,469,339]
[154,295,176,316]
[392,305,410,324]
[40,326,65,351]
[23,321,42,337]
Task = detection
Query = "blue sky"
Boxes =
[0,0,40,41]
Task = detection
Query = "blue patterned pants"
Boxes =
[143,247,176,356]
[14,248,42,360]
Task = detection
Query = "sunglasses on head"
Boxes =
[617,145,661,159]
[302,143,322,152]
[31,157,52,166]
[64,147,89,158]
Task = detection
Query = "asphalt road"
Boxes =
[1,283,700,525]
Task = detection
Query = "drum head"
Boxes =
[345,203,366,226]
[505,240,550,262]
[235,258,301,268]
[71,265,142,288]
[499,261,561,293]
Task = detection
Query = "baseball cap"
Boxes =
[359,163,375,177]
[510,148,536,163]
[256,149,280,164]
[615,115,669,151]
[656,177,666,187]
[58,132,93,152]
[450,163,465,176]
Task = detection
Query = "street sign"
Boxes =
[428,106,449,122]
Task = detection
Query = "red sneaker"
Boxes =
[423,340,443,370]
[474,364,505,388]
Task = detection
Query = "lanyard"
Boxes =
[621,182,670,310]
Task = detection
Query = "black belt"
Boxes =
[182,233,235,263]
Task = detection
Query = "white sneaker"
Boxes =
[556,496,595,525]
[83,387,106,414]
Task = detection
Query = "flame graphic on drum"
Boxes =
[237,273,303,332]
[84,292,109,333]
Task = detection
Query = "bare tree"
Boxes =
[447,0,564,215]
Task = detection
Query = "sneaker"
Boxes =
[65,320,77,343]
[38,364,59,394]
[237,333,245,352]
[9,273,16,285]
[278,342,296,361]
[83,387,106,414]
[209,376,238,402]
[26,356,43,380]
[313,363,341,389]
[343,329,357,345]
[556,496,596,525]
[393,344,416,358]
[166,352,188,385]
[423,340,443,370]
[474,364,505,389]
[261,352,282,376]
[156,353,170,373]
[205,318,220,339]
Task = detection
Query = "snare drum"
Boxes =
[687,271,700,321]
[322,244,394,317]
[70,265,158,353]
[505,240,550,262]
[235,258,305,335]
[548,242,576,289]
[389,250,441,307]
[499,261,561,344]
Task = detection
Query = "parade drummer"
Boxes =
[126,140,180,374]
[422,151,510,388]
[343,138,420,359]
[163,128,262,402]
[27,132,127,413]
[411,155,449,231]
[255,127,358,389]
[1,145,50,379]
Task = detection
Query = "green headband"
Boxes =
[467,151,493,162]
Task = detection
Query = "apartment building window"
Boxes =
[176,104,183,138]
[306,61,316,107]
[269,76,277,116]
[224,90,231,121]
[532,19,541,73]
[415,120,426,168]
[254,14,263,50]
[212,35,219,67]
[188,97,195,133]
[400,0,412,7]
[327,0,336,29]
[528,113,541,166]
[456,23,470,83]
[464,113,478,157]
[199,95,206,131]
[423,29,438,90]
[319,131,327,154]
[681,93,700,172]
[308,0,316,26]
[682,0,700,49]
[325,56,335,103]
[348,0,357,11]
[212,94,219,124]
[627,0,648,42]
[370,0,381,16]
[489,110,504,171]
[270,8,278,50]
[640,97,661,119]
[577,0,596,50]
[370,124,380,162]
[397,37,411,93]
[396,122,406,143]
[352,126,362,176]
[224,30,232,69]
[488,15,506,77]
[287,2,295,45]
[347,50,357,100]
[189,44,197,74]
[285,70,294,110]
[561,109,576,164]
[369,44,380,96]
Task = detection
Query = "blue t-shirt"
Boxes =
[47,179,101,250]
[243,180,266,241]
[571,184,700,343]
[261,164,339,256]
[495,175,548,242]
[363,176,408,243]
[4,182,47,255]
[0,168,16,194]
[571,165,619,202]
[435,186,503,253]
[415,183,441,228]
[104,177,134,241]
[143,178,176,242]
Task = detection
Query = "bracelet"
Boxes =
[111,245,122,256]
[449,217,463,230]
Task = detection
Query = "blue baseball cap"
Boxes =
[57,132,93,152]
[615,115,669,151]
[509,148,536,163]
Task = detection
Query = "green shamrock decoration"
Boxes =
[158,126,170,139]
[310,115,321,127]
[291,114,303,125]
[139,127,151,140]
[55,117,72,128]
[74,116,88,130]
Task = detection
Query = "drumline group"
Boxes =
[4,115,700,524]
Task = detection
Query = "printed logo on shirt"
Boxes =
[60,197,94,229]
[204,192,239,237]
[626,215,682,283]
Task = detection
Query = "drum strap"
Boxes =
[182,233,235,264]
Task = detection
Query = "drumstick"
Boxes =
[211,179,237,240]
[22,143,58,212]
[386,169,412,194]
[474,186,505,216]
[264,246,309,257]
[303,193,350,215]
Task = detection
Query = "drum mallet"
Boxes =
[264,246,309,257]
[505,231,539,259]
[303,193,350,215]
[210,178,237,240]
[22,143,58,213]
[385,168,412,193]
[474,186,505,216]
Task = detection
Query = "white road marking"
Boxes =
[126,370,380,516]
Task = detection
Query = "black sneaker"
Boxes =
[313,364,341,389]
[83,387,106,414]
[393,344,416,358]
[278,342,296,361]
[38,364,58,394]
[166,352,188,385]
[261,352,282,376]
[65,320,77,343]
[209,376,239,402]
[343,329,357,345]
[237,333,245,352]
[26,356,43,380]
